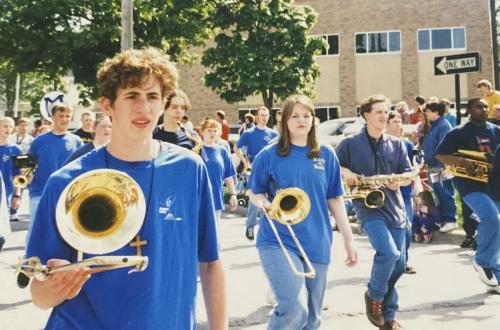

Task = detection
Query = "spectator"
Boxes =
[9,117,34,154]
[476,79,500,122]
[72,110,95,144]
[413,191,440,243]
[216,110,230,141]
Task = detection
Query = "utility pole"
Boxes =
[121,0,133,51]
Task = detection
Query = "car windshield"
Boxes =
[317,121,344,136]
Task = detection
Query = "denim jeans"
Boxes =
[462,192,500,280]
[246,200,262,228]
[26,194,41,247]
[402,194,413,263]
[258,247,329,330]
[363,219,406,321]
[430,178,457,223]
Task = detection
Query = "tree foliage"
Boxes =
[201,0,325,110]
[0,0,215,104]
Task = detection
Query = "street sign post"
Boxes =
[434,52,481,124]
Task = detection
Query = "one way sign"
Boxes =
[434,52,481,75]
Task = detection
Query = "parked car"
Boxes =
[317,117,364,148]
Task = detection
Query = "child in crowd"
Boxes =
[413,191,441,243]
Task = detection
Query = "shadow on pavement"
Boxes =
[198,306,272,329]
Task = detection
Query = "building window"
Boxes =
[315,107,340,122]
[417,27,466,51]
[317,34,339,56]
[355,31,401,54]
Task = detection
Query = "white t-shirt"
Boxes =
[9,133,34,154]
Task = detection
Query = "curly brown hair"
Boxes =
[97,48,178,104]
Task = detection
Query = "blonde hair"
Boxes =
[476,79,492,90]
[0,117,15,126]
[200,118,221,131]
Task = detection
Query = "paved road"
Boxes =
[1,204,499,330]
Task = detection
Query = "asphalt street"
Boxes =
[1,203,499,330]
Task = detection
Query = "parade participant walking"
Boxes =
[65,115,112,164]
[248,95,357,329]
[336,95,412,330]
[153,89,201,151]
[9,117,34,154]
[420,101,457,233]
[436,97,500,294]
[26,103,83,242]
[235,106,278,240]
[26,48,227,329]
[72,110,95,144]
[0,117,22,222]
[200,118,238,222]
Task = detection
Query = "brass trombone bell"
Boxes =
[261,187,316,278]
[13,175,29,189]
[55,169,146,255]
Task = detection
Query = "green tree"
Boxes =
[0,0,215,102]
[201,0,325,110]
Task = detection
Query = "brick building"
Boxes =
[179,0,497,126]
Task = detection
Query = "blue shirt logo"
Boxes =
[313,158,326,170]
[159,196,183,221]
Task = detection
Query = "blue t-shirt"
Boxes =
[0,144,22,200]
[26,144,219,329]
[64,142,97,165]
[201,145,237,211]
[249,143,344,264]
[28,132,82,197]
[421,117,451,168]
[436,121,500,197]
[335,128,412,228]
[236,126,278,162]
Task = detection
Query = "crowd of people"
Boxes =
[0,47,498,330]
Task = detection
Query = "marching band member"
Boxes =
[27,103,82,243]
[64,114,112,164]
[336,95,412,330]
[26,48,227,329]
[248,95,357,329]
[152,88,201,151]
[436,97,500,294]
[200,118,238,222]
[235,106,278,240]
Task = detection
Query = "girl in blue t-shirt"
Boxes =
[200,119,238,221]
[248,95,357,329]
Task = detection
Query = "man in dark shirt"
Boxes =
[436,98,500,294]
[72,110,95,144]
[336,95,412,330]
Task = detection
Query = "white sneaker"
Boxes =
[473,259,498,287]
[439,222,458,233]
[487,285,500,294]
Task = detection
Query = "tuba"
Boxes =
[344,166,421,208]
[445,149,492,183]
[260,187,316,278]
[16,169,148,288]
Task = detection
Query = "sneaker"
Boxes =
[473,259,498,287]
[460,237,477,249]
[379,320,402,330]
[404,265,416,274]
[245,227,255,240]
[414,233,423,243]
[364,291,384,327]
[439,222,457,233]
[0,236,5,253]
[423,232,433,243]
[486,283,500,294]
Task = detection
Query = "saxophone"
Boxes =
[178,123,203,155]
[344,166,420,208]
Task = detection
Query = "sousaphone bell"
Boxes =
[17,169,149,288]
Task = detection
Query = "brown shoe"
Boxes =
[379,320,402,329]
[364,291,384,327]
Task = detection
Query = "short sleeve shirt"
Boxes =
[236,126,278,162]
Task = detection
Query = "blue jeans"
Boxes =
[246,200,262,228]
[462,192,500,280]
[363,219,406,321]
[402,194,413,263]
[431,178,456,223]
[258,247,329,330]
[26,194,41,247]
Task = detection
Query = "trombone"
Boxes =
[16,169,149,288]
[257,187,316,278]
[445,149,492,183]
